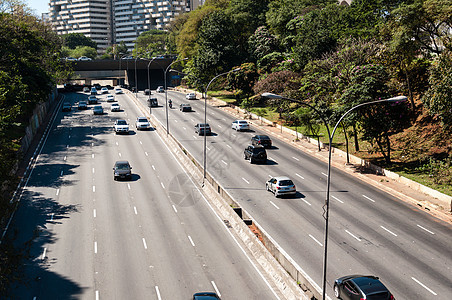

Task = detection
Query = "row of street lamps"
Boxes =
[120,56,407,299]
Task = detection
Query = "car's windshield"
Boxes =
[117,120,127,125]
[137,118,147,122]
[279,180,294,186]
[239,121,247,124]
[115,164,129,170]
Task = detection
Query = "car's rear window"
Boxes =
[366,292,390,300]
[117,120,127,125]
[279,180,294,186]
[253,148,266,154]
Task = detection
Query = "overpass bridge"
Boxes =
[67,58,178,90]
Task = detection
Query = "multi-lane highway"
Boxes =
[138,89,452,299]
[6,90,280,299]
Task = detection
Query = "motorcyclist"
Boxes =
[168,99,173,108]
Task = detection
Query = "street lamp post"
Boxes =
[262,93,407,300]
[202,68,241,183]
[134,56,139,97]
[146,57,158,114]
[118,54,130,87]
[162,58,188,135]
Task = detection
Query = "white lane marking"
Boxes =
[92,154,95,158]
[155,286,162,300]
[309,234,323,246]
[153,130,281,299]
[206,146,211,151]
[95,290,99,300]
[67,144,69,148]
[92,186,95,193]
[145,151,149,156]
[183,126,186,130]
[60,170,63,176]
[222,118,226,121]
[191,118,195,122]
[417,224,435,235]
[160,182,165,189]
[142,238,147,249]
[56,189,60,196]
[411,277,437,295]
[91,143,93,147]
[211,281,221,297]
[94,242,97,253]
[295,173,304,179]
[221,160,227,165]
[139,141,142,145]
[188,235,195,247]
[68,135,71,139]
[118,152,122,157]
[41,247,47,260]
[174,119,178,123]
[127,183,131,190]
[345,229,361,241]
[115,141,118,146]
[231,133,236,137]
[226,144,232,149]
[269,201,280,209]
[50,213,54,221]
[321,172,328,177]
[63,156,67,161]
[92,168,95,174]
[362,194,375,202]
[302,199,312,206]
[134,206,138,215]
[380,226,397,237]
[93,209,96,218]
[268,156,277,163]
[192,135,197,139]
[218,124,222,128]
[242,177,250,184]
[172,205,178,213]
[331,195,344,203]
[151,165,155,170]
[268,175,273,178]
[211,112,215,115]
[292,156,299,161]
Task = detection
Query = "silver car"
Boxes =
[135,117,151,130]
[266,176,296,197]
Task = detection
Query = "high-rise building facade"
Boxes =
[50,0,195,53]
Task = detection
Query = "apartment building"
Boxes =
[50,0,196,53]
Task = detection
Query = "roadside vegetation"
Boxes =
[158,0,451,196]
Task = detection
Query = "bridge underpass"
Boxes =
[68,58,178,90]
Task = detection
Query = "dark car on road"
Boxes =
[144,89,151,95]
[244,145,267,164]
[88,95,98,104]
[113,161,132,180]
[77,101,88,110]
[180,103,192,112]
[334,275,395,300]
[195,123,211,136]
[62,102,72,112]
[147,97,158,107]
[193,292,220,300]
[251,135,272,148]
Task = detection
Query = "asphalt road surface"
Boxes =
[137,89,452,299]
[6,90,279,299]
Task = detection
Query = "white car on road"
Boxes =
[111,103,120,112]
[106,95,115,102]
[232,120,250,131]
[186,93,196,100]
[101,87,109,94]
[266,176,296,197]
[135,117,151,130]
[114,119,129,134]
[115,88,123,94]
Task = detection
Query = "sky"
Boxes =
[26,0,49,16]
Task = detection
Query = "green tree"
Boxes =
[62,32,97,50]
[248,26,280,66]
[70,46,97,59]
[422,50,452,130]
[227,62,259,107]
[134,30,168,56]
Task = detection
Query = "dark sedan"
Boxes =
[334,275,395,300]
[244,145,267,164]
[62,102,72,112]
[251,135,272,148]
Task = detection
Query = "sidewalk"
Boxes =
[178,90,452,224]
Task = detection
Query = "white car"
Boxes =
[186,93,196,100]
[101,87,109,94]
[135,117,151,130]
[156,86,164,93]
[106,95,115,102]
[115,88,123,94]
[114,119,129,134]
[232,120,250,131]
[111,103,120,112]
[266,176,296,197]
[78,56,92,61]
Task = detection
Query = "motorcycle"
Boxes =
[168,100,173,109]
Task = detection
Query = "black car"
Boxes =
[144,89,151,95]
[62,102,72,112]
[193,292,220,300]
[148,97,158,107]
[195,123,211,136]
[244,145,267,164]
[77,101,88,110]
[180,103,192,112]
[334,275,395,300]
[251,135,272,148]
[113,161,132,180]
